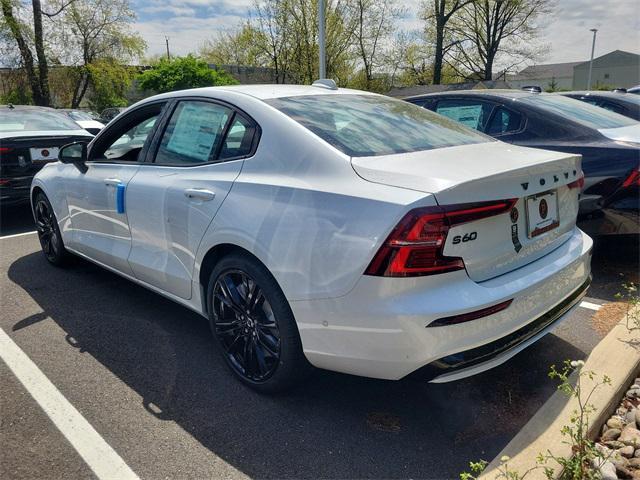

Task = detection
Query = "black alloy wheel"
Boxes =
[34,193,68,265]
[212,269,282,382]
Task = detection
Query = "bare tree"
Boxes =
[449,0,553,81]
[420,0,475,84]
[55,0,144,107]
[351,0,402,90]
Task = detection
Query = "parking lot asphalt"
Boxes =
[1,204,638,480]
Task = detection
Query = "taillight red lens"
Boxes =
[365,199,517,277]
[0,147,13,153]
[621,169,640,188]
[567,173,585,190]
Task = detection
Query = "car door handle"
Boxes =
[184,188,216,201]
[104,178,122,187]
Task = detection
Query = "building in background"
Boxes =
[572,50,640,89]
[505,50,639,91]
[506,62,581,91]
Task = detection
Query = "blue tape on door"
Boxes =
[116,184,126,214]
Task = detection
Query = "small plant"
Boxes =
[615,281,639,332]
[544,360,611,480]
[459,360,611,480]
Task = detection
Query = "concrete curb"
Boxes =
[479,308,640,480]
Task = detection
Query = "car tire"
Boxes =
[206,252,311,393]
[33,192,70,266]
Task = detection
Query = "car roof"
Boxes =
[404,89,539,101]
[150,84,378,102]
[559,91,631,98]
[1,105,59,113]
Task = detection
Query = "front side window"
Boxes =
[522,95,636,129]
[436,99,494,131]
[265,94,491,157]
[103,115,159,161]
[155,101,232,165]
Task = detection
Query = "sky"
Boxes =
[132,0,640,69]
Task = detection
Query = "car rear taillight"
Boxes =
[365,199,517,277]
[0,147,13,153]
[621,169,640,188]
[567,173,585,190]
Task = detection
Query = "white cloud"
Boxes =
[135,0,640,66]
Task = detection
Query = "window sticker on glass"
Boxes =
[165,103,230,162]
[437,105,483,129]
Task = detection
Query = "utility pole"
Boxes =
[165,36,171,61]
[587,28,597,90]
[318,0,325,79]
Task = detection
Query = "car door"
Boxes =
[125,98,259,300]
[64,102,167,275]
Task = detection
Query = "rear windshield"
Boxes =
[265,94,491,157]
[0,109,81,132]
[522,95,637,129]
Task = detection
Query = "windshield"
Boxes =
[0,109,82,132]
[265,94,492,157]
[522,95,637,129]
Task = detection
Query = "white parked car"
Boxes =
[31,84,592,392]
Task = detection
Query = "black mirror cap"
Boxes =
[58,141,88,164]
[521,85,542,93]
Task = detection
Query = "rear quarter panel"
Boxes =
[192,99,429,301]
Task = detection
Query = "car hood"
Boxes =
[599,123,640,144]
[0,129,93,139]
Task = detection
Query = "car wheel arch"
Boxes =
[198,243,277,313]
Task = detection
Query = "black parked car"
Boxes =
[405,90,640,237]
[560,91,640,121]
[0,105,93,206]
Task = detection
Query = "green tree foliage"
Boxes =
[55,0,146,107]
[86,60,135,111]
[200,0,398,89]
[136,55,238,94]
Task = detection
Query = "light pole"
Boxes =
[318,0,326,79]
[587,28,597,90]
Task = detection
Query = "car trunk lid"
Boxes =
[353,142,583,282]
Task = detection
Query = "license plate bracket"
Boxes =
[526,190,559,238]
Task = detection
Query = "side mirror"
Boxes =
[59,141,88,173]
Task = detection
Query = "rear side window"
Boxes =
[486,107,523,135]
[156,101,232,165]
[219,115,257,160]
[435,99,493,131]
[266,94,490,157]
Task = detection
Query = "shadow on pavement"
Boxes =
[0,204,35,236]
[8,252,586,479]
[589,235,639,301]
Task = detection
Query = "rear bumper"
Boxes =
[1,182,33,206]
[412,276,590,382]
[291,227,593,380]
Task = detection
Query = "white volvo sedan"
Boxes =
[31,83,592,392]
